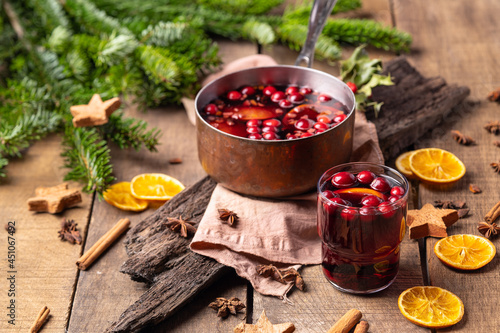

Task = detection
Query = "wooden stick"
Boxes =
[29,306,50,333]
[485,201,500,223]
[353,320,370,333]
[77,218,130,270]
[327,308,362,333]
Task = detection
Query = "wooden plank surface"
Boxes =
[0,134,91,332]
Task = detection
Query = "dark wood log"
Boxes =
[369,57,471,160]
[106,176,230,333]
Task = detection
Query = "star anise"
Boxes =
[491,161,500,174]
[478,221,500,238]
[433,200,466,209]
[256,264,305,291]
[484,120,500,134]
[469,184,482,194]
[208,297,245,318]
[493,141,500,148]
[58,218,82,244]
[451,130,475,145]
[487,87,500,102]
[218,209,238,226]
[165,216,197,238]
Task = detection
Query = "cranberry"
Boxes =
[279,99,293,108]
[323,197,348,215]
[271,91,286,102]
[370,177,391,192]
[356,170,375,185]
[241,86,255,95]
[333,114,347,123]
[361,195,383,207]
[262,126,278,133]
[248,133,262,139]
[263,132,278,140]
[316,129,326,134]
[300,87,312,94]
[317,115,331,124]
[318,94,332,102]
[378,202,395,218]
[227,91,242,100]
[287,134,297,139]
[300,132,313,138]
[295,119,313,130]
[288,92,305,104]
[331,171,356,188]
[246,126,260,134]
[341,208,357,221]
[205,103,218,115]
[322,190,338,199]
[263,119,281,127]
[314,122,328,130]
[388,195,400,203]
[246,119,261,127]
[346,81,358,94]
[286,86,299,95]
[390,186,405,197]
[263,86,276,96]
[359,206,376,222]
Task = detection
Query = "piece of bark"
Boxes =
[370,57,470,160]
[106,177,229,333]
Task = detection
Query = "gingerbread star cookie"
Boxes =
[234,310,295,333]
[406,203,459,239]
[27,183,82,214]
[70,94,121,127]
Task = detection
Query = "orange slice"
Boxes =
[434,234,496,270]
[103,182,148,212]
[334,188,386,200]
[235,106,274,120]
[398,286,464,329]
[130,173,185,200]
[409,148,466,184]
[395,150,415,178]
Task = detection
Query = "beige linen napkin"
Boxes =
[187,55,384,299]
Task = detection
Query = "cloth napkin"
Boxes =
[186,55,384,299]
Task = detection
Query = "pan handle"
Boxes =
[294,0,338,68]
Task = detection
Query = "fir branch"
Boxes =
[28,0,71,31]
[62,127,115,193]
[47,26,72,53]
[97,33,138,66]
[137,45,180,89]
[242,20,276,45]
[140,21,189,47]
[0,157,8,178]
[198,0,284,15]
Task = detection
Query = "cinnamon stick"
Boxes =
[484,201,500,223]
[77,218,130,270]
[353,320,369,333]
[29,305,50,333]
[327,308,362,333]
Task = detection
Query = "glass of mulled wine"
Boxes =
[317,162,409,294]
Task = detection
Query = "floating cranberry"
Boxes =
[322,190,338,199]
[271,91,286,102]
[317,115,331,124]
[361,195,383,207]
[246,119,261,127]
[333,114,347,123]
[300,87,313,94]
[378,202,395,218]
[262,126,278,133]
[263,132,278,140]
[286,86,299,95]
[205,103,218,115]
[324,197,348,215]
[341,208,357,221]
[356,170,375,185]
[241,86,256,95]
[300,132,313,138]
[227,91,242,100]
[314,122,329,130]
[331,171,356,188]
[359,206,376,222]
[295,119,313,130]
[287,134,297,140]
[279,99,293,108]
[318,94,332,102]
[346,81,358,94]
[388,195,400,203]
[288,92,305,104]
[246,126,260,134]
[390,186,405,197]
[263,86,276,96]
[263,119,281,127]
[370,177,391,192]
[316,129,326,134]
[248,133,262,139]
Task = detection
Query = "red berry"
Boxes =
[271,91,286,102]
[279,99,293,108]
[300,132,313,138]
[262,126,278,133]
[248,133,262,139]
[246,126,260,134]
[317,115,331,124]
[323,197,347,215]
[359,206,376,222]
[378,202,395,218]
[322,190,338,199]
[246,119,261,127]
[318,94,332,102]
[361,195,383,207]
[263,132,278,140]
[370,177,391,192]
[333,114,347,123]
[331,171,356,188]
[241,86,256,95]
[356,170,375,185]
[287,134,297,140]
[346,81,358,94]
[390,186,405,197]
[263,86,276,96]
[227,91,242,100]
[314,122,329,130]
[288,92,305,104]
[295,119,313,130]
[388,195,400,203]
[286,86,299,95]
[263,119,281,127]
[205,103,218,115]
[300,87,313,94]
[341,208,357,221]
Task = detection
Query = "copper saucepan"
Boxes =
[195,0,355,197]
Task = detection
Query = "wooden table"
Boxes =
[1,0,500,331]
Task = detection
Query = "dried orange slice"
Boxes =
[130,173,185,200]
[409,148,466,184]
[434,234,496,270]
[395,150,415,178]
[103,182,148,212]
[398,286,464,328]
